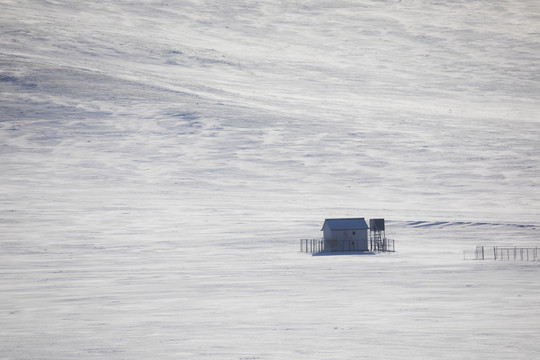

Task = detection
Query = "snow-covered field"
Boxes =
[1,0,539,358]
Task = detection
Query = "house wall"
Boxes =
[322,224,368,251]
[322,224,333,241]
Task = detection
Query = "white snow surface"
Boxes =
[1,0,540,359]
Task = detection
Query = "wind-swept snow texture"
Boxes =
[1,1,539,359]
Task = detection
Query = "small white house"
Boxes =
[321,218,369,252]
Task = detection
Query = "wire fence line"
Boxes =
[300,238,395,254]
[464,246,539,261]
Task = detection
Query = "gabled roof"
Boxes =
[321,218,369,231]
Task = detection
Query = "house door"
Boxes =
[343,231,353,250]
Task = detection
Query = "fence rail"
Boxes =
[464,246,539,261]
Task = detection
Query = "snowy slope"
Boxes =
[1,1,540,359]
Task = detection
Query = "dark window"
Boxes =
[352,231,356,235]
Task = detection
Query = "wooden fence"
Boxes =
[464,246,539,261]
[300,238,324,253]
[370,238,395,252]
